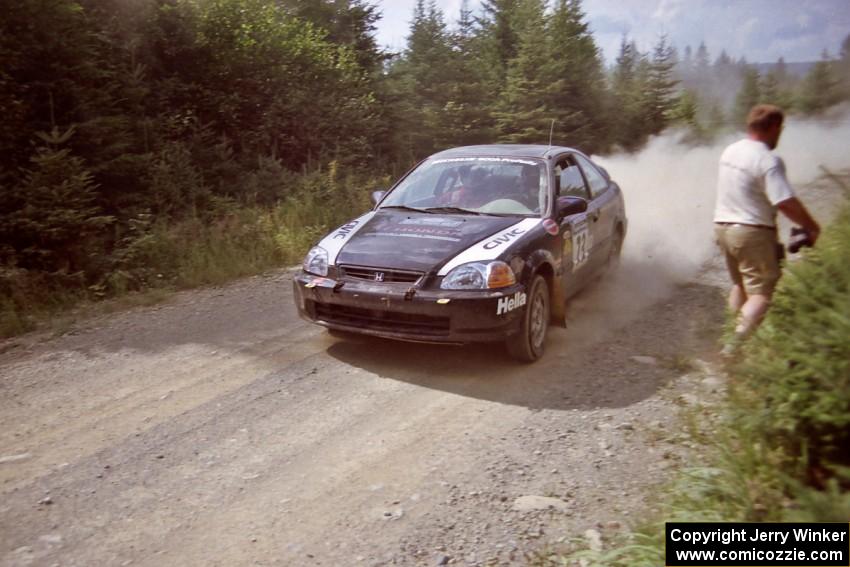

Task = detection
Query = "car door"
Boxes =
[574,153,618,275]
[553,154,594,298]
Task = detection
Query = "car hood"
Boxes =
[335,210,524,273]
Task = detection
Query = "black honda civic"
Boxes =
[293,144,627,362]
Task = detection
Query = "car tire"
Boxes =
[506,275,549,363]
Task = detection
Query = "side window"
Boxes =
[555,156,589,199]
[575,155,609,198]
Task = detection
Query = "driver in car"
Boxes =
[515,164,540,211]
[439,165,480,208]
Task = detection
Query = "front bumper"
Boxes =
[293,272,526,344]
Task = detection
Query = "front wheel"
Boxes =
[506,275,550,362]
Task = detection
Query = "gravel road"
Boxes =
[0,252,731,567]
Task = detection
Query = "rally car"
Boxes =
[293,145,627,362]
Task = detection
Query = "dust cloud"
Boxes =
[560,114,850,347]
[779,104,850,185]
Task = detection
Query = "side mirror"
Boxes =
[556,196,588,221]
[371,190,387,206]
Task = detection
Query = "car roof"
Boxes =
[430,144,582,160]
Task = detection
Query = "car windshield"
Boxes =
[380,157,549,216]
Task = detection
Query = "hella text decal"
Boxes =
[497,292,527,315]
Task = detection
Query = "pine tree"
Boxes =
[387,0,456,158]
[758,71,794,111]
[715,49,732,67]
[478,0,521,88]
[610,36,647,150]
[435,0,497,147]
[734,67,761,126]
[0,0,131,183]
[644,35,680,135]
[759,71,780,104]
[712,49,736,97]
[280,0,386,74]
[839,34,850,99]
[1,127,113,276]
[542,0,609,152]
[765,57,797,109]
[798,51,841,114]
[668,89,703,140]
[494,0,550,143]
[612,36,638,91]
[681,45,693,75]
[746,58,795,114]
[695,42,709,68]
[404,1,454,105]
[689,41,711,96]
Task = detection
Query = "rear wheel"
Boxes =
[506,275,549,362]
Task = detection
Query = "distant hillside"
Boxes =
[753,61,816,77]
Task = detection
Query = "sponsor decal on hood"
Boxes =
[317,211,376,266]
[335,210,527,273]
[436,218,542,276]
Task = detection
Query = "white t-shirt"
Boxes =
[714,138,796,227]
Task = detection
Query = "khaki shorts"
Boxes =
[714,223,781,296]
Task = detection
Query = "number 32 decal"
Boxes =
[572,224,592,270]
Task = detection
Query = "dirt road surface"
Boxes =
[2,128,844,567]
[0,248,733,567]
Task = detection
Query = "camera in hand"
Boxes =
[787,226,814,253]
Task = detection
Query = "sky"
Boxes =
[373,0,850,65]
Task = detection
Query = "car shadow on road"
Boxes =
[326,281,725,412]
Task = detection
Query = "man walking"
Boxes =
[714,104,820,349]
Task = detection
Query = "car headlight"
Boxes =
[440,261,517,290]
[303,246,329,276]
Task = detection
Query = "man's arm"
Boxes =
[777,197,821,243]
